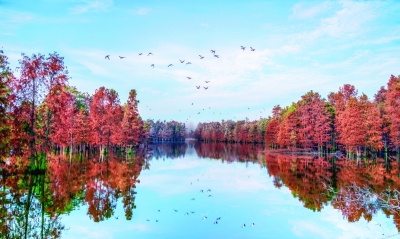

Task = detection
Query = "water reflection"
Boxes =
[1,143,400,238]
[1,153,144,238]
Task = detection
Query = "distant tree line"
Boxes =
[195,76,400,157]
[194,119,268,144]
[145,119,186,142]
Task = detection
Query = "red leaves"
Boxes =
[386,75,400,151]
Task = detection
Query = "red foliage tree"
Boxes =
[297,91,331,150]
[120,89,142,148]
[336,96,366,154]
[386,75,400,154]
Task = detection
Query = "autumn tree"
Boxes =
[120,89,142,149]
[328,84,358,151]
[0,51,12,158]
[13,53,47,161]
[386,75,400,156]
[296,91,331,151]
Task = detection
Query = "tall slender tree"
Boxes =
[386,75,400,155]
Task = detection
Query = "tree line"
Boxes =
[145,119,186,142]
[0,51,148,168]
[194,76,400,157]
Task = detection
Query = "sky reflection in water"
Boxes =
[59,142,400,239]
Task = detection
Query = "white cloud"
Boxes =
[128,7,151,15]
[0,9,34,23]
[290,2,333,20]
[315,1,379,38]
[70,0,113,14]
[291,207,400,239]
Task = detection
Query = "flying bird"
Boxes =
[204,86,208,90]
[242,224,246,228]
[211,50,216,54]
[207,189,211,192]
[196,86,200,89]
[205,81,210,83]
[241,46,246,51]
[199,55,204,59]
[217,217,221,220]
[151,64,154,68]
[148,52,153,56]
[214,221,218,225]
[168,64,173,67]
[213,55,219,58]
[200,190,204,193]
[251,223,255,227]
[173,209,178,212]
[105,55,110,60]
[119,56,125,59]
[187,77,191,80]
[191,198,195,201]
[250,47,255,51]
[139,53,143,55]
[203,216,207,220]
[186,62,192,65]
[179,59,185,63]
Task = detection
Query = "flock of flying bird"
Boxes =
[104,46,255,92]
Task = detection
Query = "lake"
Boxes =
[2,142,400,239]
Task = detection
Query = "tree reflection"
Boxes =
[1,152,145,238]
[264,153,400,230]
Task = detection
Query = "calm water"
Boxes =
[2,142,400,239]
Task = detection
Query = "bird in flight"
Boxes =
[241,46,246,51]
[105,55,110,60]
[148,52,153,56]
[198,112,200,114]
[179,59,185,63]
[186,62,192,65]
[151,64,154,68]
[204,86,208,90]
[168,64,173,67]
[250,47,255,51]
[119,56,125,59]
[213,55,219,58]
[196,86,200,89]
[211,50,216,54]
[199,55,204,59]
[205,81,210,83]
[187,77,191,80]
[139,53,143,55]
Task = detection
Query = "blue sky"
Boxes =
[1,0,399,128]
